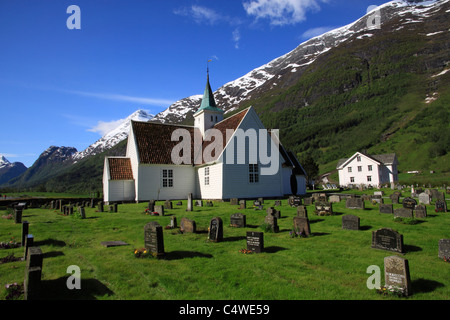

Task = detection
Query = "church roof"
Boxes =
[194,75,223,115]
[108,157,134,180]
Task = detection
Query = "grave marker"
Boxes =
[239,200,246,210]
[438,239,450,260]
[230,213,246,228]
[21,221,29,247]
[418,193,431,205]
[230,198,238,206]
[435,200,447,212]
[154,205,165,216]
[384,255,412,296]
[346,198,365,210]
[186,193,193,211]
[246,231,264,253]
[296,205,308,218]
[394,208,413,219]
[180,217,196,233]
[342,214,360,230]
[371,228,404,253]
[389,193,400,204]
[293,216,311,237]
[208,217,223,242]
[24,246,43,300]
[264,214,279,233]
[379,204,393,214]
[164,200,173,210]
[402,197,417,210]
[414,205,427,219]
[144,222,164,256]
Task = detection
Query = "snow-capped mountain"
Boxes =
[151,0,449,124]
[73,109,154,161]
[0,155,28,185]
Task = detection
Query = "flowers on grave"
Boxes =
[144,208,159,216]
[0,238,20,249]
[1,214,13,220]
[4,282,23,300]
[0,254,22,264]
[133,248,149,258]
[238,248,253,254]
[443,256,450,263]
[289,228,305,238]
[375,285,407,297]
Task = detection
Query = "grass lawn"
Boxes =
[1,191,449,301]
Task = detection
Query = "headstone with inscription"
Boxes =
[264,214,279,233]
[239,200,246,210]
[315,202,333,215]
[435,200,447,212]
[297,205,308,218]
[164,200,173,210]
[402,197,417,210]
[371,228,404,253]
[342,214,360,230]
[304,197,313,205]
[379,204,393,214]
[384,255,412,296]
[208,217,223,242]
[154,205,165,216]
[390,193,400,204]
[414,205,427,219]
[438,239,450,260]
[418,193,431,205]
[230,213,246,228]
[394,208,413,219]
[144,222,164,256]
[247,231,264,253]
[346,198,365,210]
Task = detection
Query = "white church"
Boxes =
[103,74,307,203]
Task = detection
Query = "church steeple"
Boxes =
[194,69,224,137]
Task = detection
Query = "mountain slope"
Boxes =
[0,156,27,185]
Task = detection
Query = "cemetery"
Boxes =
[0,188,449,300]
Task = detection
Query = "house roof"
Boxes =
[108,157,134,180]
[336,152,397,169]
[131,107,249,165]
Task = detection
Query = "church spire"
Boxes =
[195,62,222,115]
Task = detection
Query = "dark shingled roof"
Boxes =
[108,158,134,180]
[336,153,397,169]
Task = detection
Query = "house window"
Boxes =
[162,169,173,188]
[358,166,362,172]
[367,176,372,182]
[368,165,372,171]
[215,116,218,122]
[350,177,355,183]
[204,167,210,186]
[211,115,213,121]
[357,156,361,162]
[348,167,352,173]
[249,164,259,183]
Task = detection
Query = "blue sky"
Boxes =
[0,0,388,168]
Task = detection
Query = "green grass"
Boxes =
[1,192,449,300]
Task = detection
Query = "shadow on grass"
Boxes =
[404,244,422,253]
[360,225,372,230]
[43,251,65,259]
[311,232,331,237]
[264,246,287,253]
[163,250,213,260]
[412,278,445,294]
[37,277,114,300]
[223,236,246,242]
[35,238,66,247]
[309,219,324,224]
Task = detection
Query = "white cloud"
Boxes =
[87,119,124,136]
[232,28,241,49]
[243,0,327,26]
[301,26,337,39]
[174,5,222,25]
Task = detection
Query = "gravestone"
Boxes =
[371,228,404,253]
[180,217,196,233]
[205,201,213,207]
[230,213,246,228]
[239,200,246,210]
[98,202,104,213]
[297,205,308,218]
[418,193,431,205]
[21,221,29,247]
[315,202,333,215]
[264,214,279,233]
[390,193,400,204]
[274,200,282,207]
[253,200,261,206]
[431,189,444,201]
[304,197,313,205]
[371,195,383,204]
[346,198,364,210]
[438,239,450,260]
[342,214,360,230]
[384,255,412,296]
[435,200,447,212]
[258,197,264,204]
[144,222,164,256]
[148,200,155,212]
[402,197,417,210]
[289,196,302,207]
[79,206,86,219]
[164,200,173,210]
[24,246,43,300]
[394,208,413,219]
[154,205,165,216]
[379,204,393,214]
[414,205,427,219]
[208,217,223,242]
[329,195,340,203]
[230,198,238,206]
[374,191,384,196]
[246,231,264,253]
[267,207,281,219]
[186,193,193,211]
[293,216,311,237]
[14,207,23,224]
[170,216,177,228]
[195,200,203,207]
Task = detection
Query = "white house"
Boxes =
[103,74,307,203]
[336,151,398,187]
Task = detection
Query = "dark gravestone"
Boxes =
[402,197,417,210]
[24,246,43,300]
[304,197,313,205]
[164,200,173,209]
[112,203,118,213]
[346,198,364,210]
[342,214,360,230]
[247,231,264,253]
[414,205,427,219]
[438,239,450,260]
[79,206,86,219]
[14,207,23,224]
[230,198,238,206]
[390,193,400,204]
[435,200,447,213]
[144,222,164,256]
[431,189,444,201]
[297,205,308,218]
[239,200,246,210]
[205,201,213,207]
[264,214,279,233]
[258,197,264,204]
[315,202,333,216]
[208,217,223,242]
[379,204,393,214]
[98,202,104,213]
[21,221,29,247]
[180,217,196,233]
[384,255,412,296]
[293,216,311,237]
[230,213,246,228]
[394,208,413,219]
[371,228,404,254]
[148,200,155,212]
